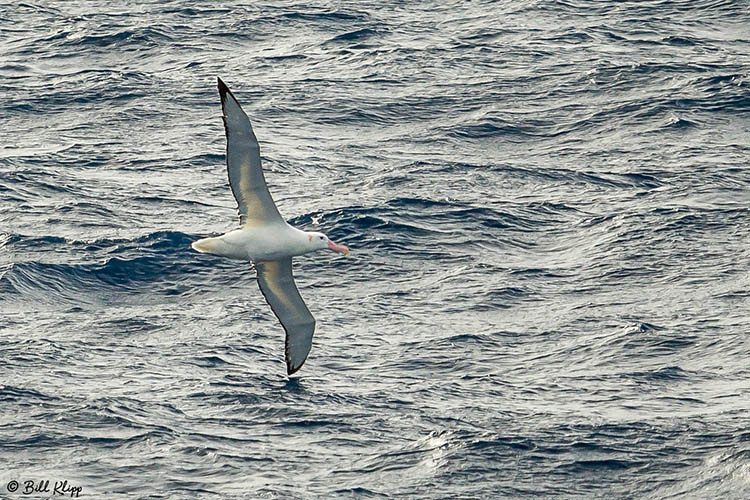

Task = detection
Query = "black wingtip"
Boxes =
[217,77,229,101]
[286,351,305,376]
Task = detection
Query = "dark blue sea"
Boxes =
[2,1,749,498]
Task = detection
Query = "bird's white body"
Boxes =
[192,225,331,262]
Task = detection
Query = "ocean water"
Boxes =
[1,0,749,498]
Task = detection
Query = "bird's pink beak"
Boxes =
[327,239,349,255]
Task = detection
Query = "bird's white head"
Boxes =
[306,232,349,255]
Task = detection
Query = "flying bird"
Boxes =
[192,77,349,375]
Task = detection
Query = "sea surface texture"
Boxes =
[1,1,749,498]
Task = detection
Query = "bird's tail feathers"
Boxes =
[192,237,224,255]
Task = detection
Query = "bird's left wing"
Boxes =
[255,258,316,375]
[218,77,284,227]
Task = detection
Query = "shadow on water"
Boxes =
[282,377,306,394]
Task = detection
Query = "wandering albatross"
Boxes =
[192,77,349,375]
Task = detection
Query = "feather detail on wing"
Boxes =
[218,77,284,227]
[255,258,315,375]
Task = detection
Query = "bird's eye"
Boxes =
[319,236,324,240]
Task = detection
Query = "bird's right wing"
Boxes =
[255,258,316,375]
[218,77,284,227]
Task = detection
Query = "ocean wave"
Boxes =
[0,231,203,303]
